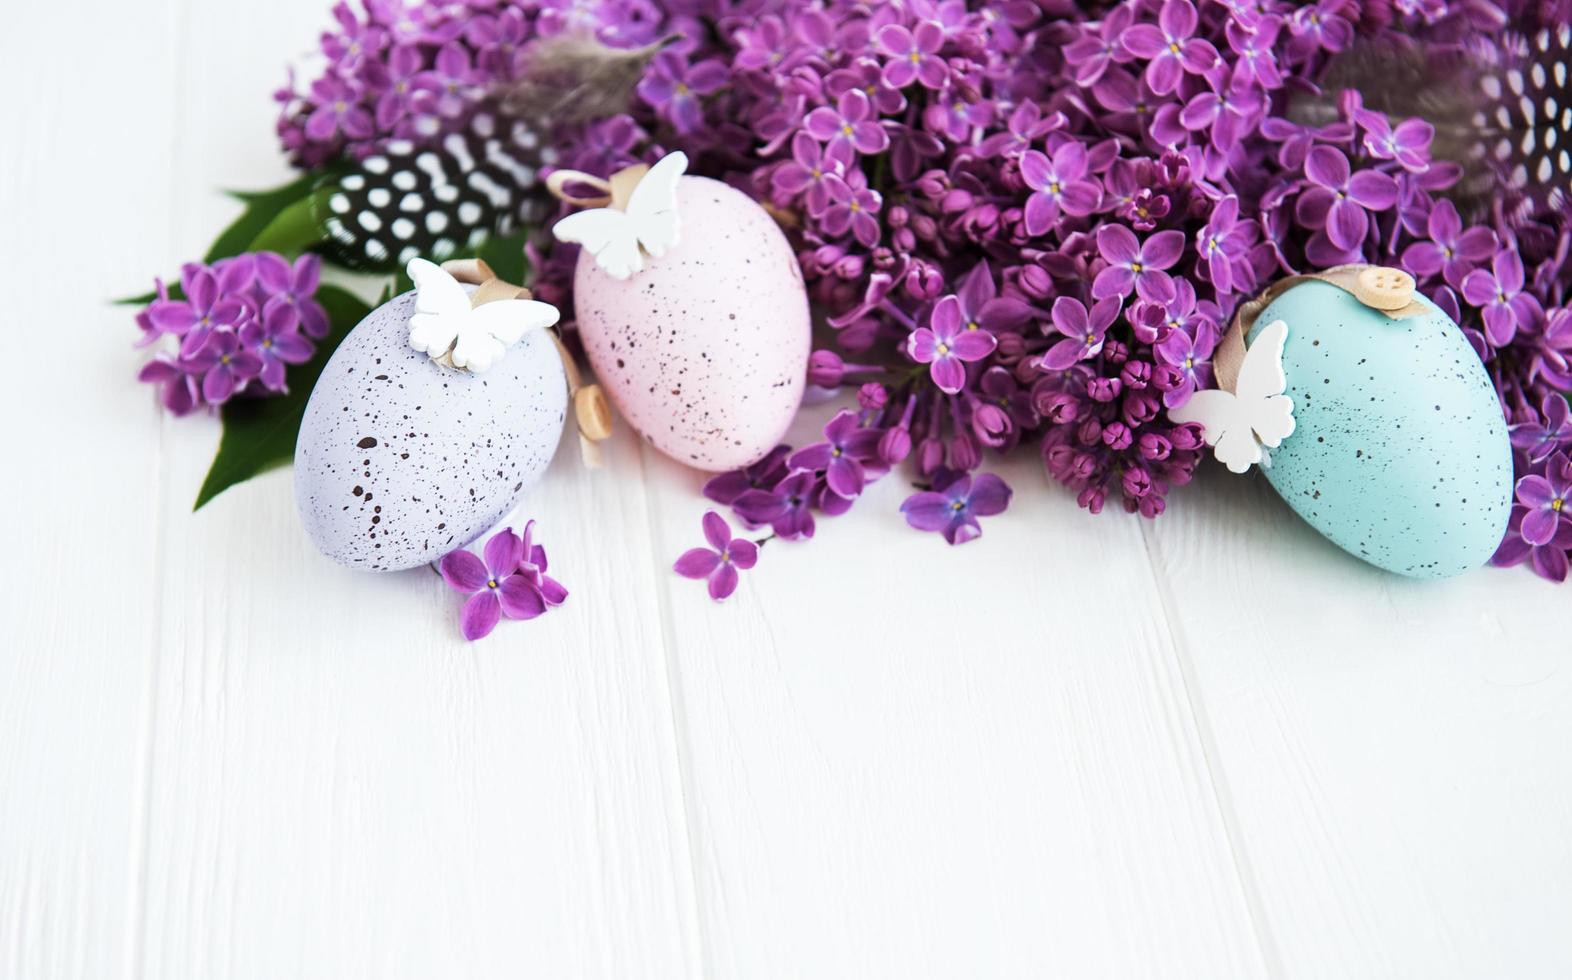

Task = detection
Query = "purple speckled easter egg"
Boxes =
[293,290,567,572]
[573,176,810,472]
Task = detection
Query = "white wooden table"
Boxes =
[4,3,1570,977]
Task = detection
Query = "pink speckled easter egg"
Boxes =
[573,176,810,472]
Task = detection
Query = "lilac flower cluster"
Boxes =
[136,253,325,415]
[284,0,1572,578]
[702,409,887,542]
[440,520,567,640]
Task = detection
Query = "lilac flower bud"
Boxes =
[814,243,846,269]
[941,188,974,214]
[949,431,981,470]
[1120,360,1152,390]
[886,205,910,228]
[1071,451,1098,479]
[916,169,949,199]
[878,425,913,466]
[1076,416,1103,446]
[1102,421,1133,451]
[834,254,866,280]
[1169,424,1205,452]
[917,436,945,477]
[1125,300,1163,344]
[972,402,1011,447]
[1003,211,1031,248]
[1137,494,1166,519]
[1122,465,1153,499]
[1123,389,1160,426]
[1151,363,1185,392]
[871,246,898,270]
[994,330,1025,362]
[1102,339,1130,366]
[1158,151,1190,188]
[910,214,939,242]
[1017,264,1054,300]
[1087,376,1122,402]
[893,227,918,252]
[903,261,944,301]
[858,382,888,412]
[808,349,845,387]
[1138,432,1172,461]
[1078,485,1107,514]
[963,203,1000,239]
[1043,440,1074,477]
[1033,387,1080,424]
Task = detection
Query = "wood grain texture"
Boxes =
[639,404,1272,979]
[1147,468,1572,980]
[2,1,1570,978]
[0,1,184,977]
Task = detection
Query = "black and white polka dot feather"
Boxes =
[315,112,557,271]
[1478,23,1572,214]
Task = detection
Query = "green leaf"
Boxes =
[247,188,336,258]
[204,171,326,263]
[192,284,373,510]
[475,227,532,285]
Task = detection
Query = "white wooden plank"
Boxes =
[140,435,704,980]
[639,403,1272,979]
[127,1,703,976]
[1147,466,1572,979]
[0,0,183,976]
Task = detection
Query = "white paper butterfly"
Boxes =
[405,258,560,374]
[551,151,688,280]
[1168,318,1296,474]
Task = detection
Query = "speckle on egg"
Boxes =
[573,176,810,472]
[294,290,568,572]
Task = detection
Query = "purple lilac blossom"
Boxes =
[906,295,998,394]
[440,522,565,641]
[674,511,760,600]
[900,471,1013,544]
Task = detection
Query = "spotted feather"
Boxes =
[313,111,556,272]
[1479,22,1572,215]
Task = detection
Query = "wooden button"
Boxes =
[574,385,613,441]
[1353,266,1415,311]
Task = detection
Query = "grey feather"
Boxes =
[498,33,680,125]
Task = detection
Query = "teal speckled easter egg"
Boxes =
[1250,280,1512,578]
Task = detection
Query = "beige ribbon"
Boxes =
[544,163,650,211]
[438,258,613,468]
[1213,264,1427,393]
